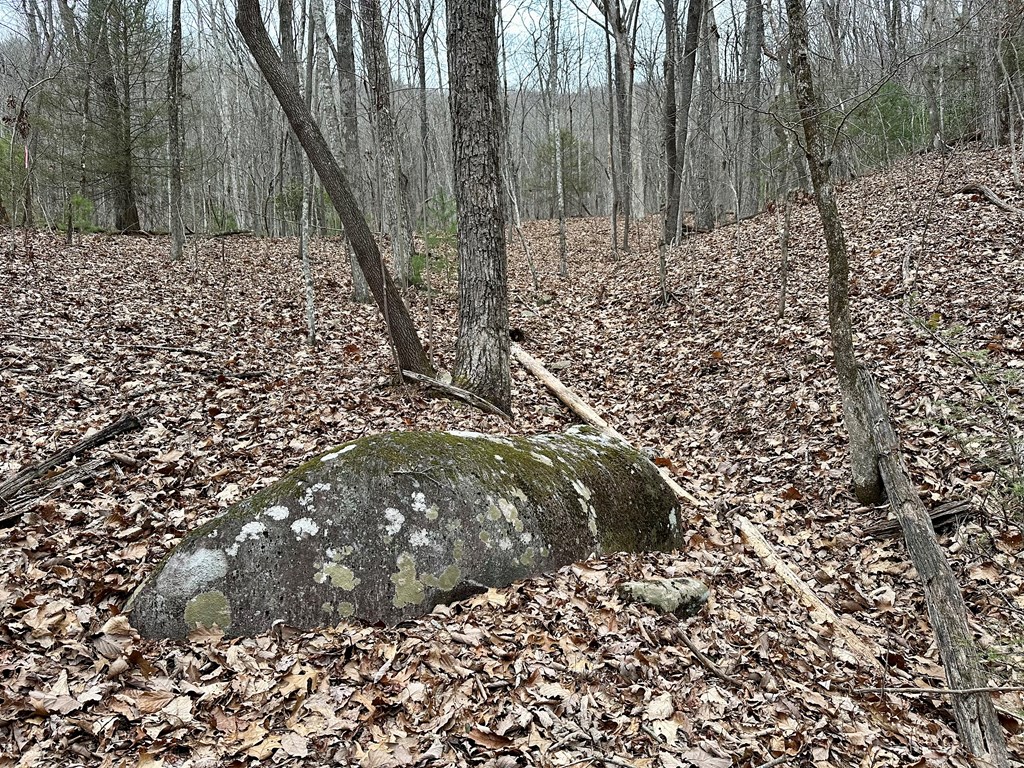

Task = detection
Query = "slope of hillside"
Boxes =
[1,147,1021,766]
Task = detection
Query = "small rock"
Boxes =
[618,577,709,618]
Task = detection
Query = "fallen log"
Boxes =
[859,366,1008,765]
[955,183,1024,217]
[0,408,155,523]
[510,343,702,507]
[734,514,883,671]
[511,343,886,672]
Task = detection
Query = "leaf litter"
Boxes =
[1,147,1022,766]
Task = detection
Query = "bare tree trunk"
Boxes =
[448,0,510,415]
[88,0,140,232]
[300,0,317,346]
[236,0,432,378]
[548,0,568,277]
[737,0,763,219]
[785,0,882,505]
[168,0,184,259]
[606,2,635,251]
[332,0,370,301]
[604,28,620,255]
[662,0,679,245]
[360,0,413,289]
[978,0,1004,147]
[410,0,431,224]
[674,0,703,241]
[693,5,715,232]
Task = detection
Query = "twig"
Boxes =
[855,685,1024,696]
[127,344,216,357]
[674,628,743,688]
[401,370,512,422]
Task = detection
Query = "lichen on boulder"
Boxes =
[127,426,681,638]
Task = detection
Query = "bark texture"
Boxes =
[360,0,413,288]
[785,0,882,504]
[167,0,184,258]
[447,0,511,414]
[860,370,1009,765]
[662,0,679,245]
[236,0,432,377]
[672,0,703,242]
[332,0,370,301]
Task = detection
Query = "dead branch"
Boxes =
[673,627,743,687]
[0,407,156,523]
[510,343,703,507]
[855,685,1024,696]
[401,370,512,422]
[127,344,216,357]
[864,499,974,539]
[860,367,1009,764]
[955,184,1024,216]
[734,514,884,671]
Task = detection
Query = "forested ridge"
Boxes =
[1,147,1021,765]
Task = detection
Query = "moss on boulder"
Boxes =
[127,426,681,638]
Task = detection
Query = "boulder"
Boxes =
[127,426,681,638]
[618,577,709,618]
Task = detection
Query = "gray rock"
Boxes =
[127,426,681,638]
[618,577,709,618]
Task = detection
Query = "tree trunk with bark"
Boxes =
[447,0,511,415]
[785,0,882,506]
[359,0,413,289]
[693,6,716,232]
[662,0,679,245]
[168,0,184,259]
[737,0,763,220]
[332,0,370,301]
[88,0,140,232]
[548,0,568,277]
[860,369,1009,766]
[673,0,703,241]
[236,0,432,378]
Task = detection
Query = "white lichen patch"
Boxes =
[571,478,592,500]
[409,529,432,548]
[310,482,331,494]
[411,492,428,514]
[445,430,514,447]
[588,505,599,537]
[265,505,290,521]
[291,517,320,538]
[321,444,356,462]
[384,507,405,537]
[226,521,267,555]
[530,451,553,466]
[156,548,228,598]
[497,536,513,551]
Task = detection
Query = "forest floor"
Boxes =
[1,146,1023,767]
